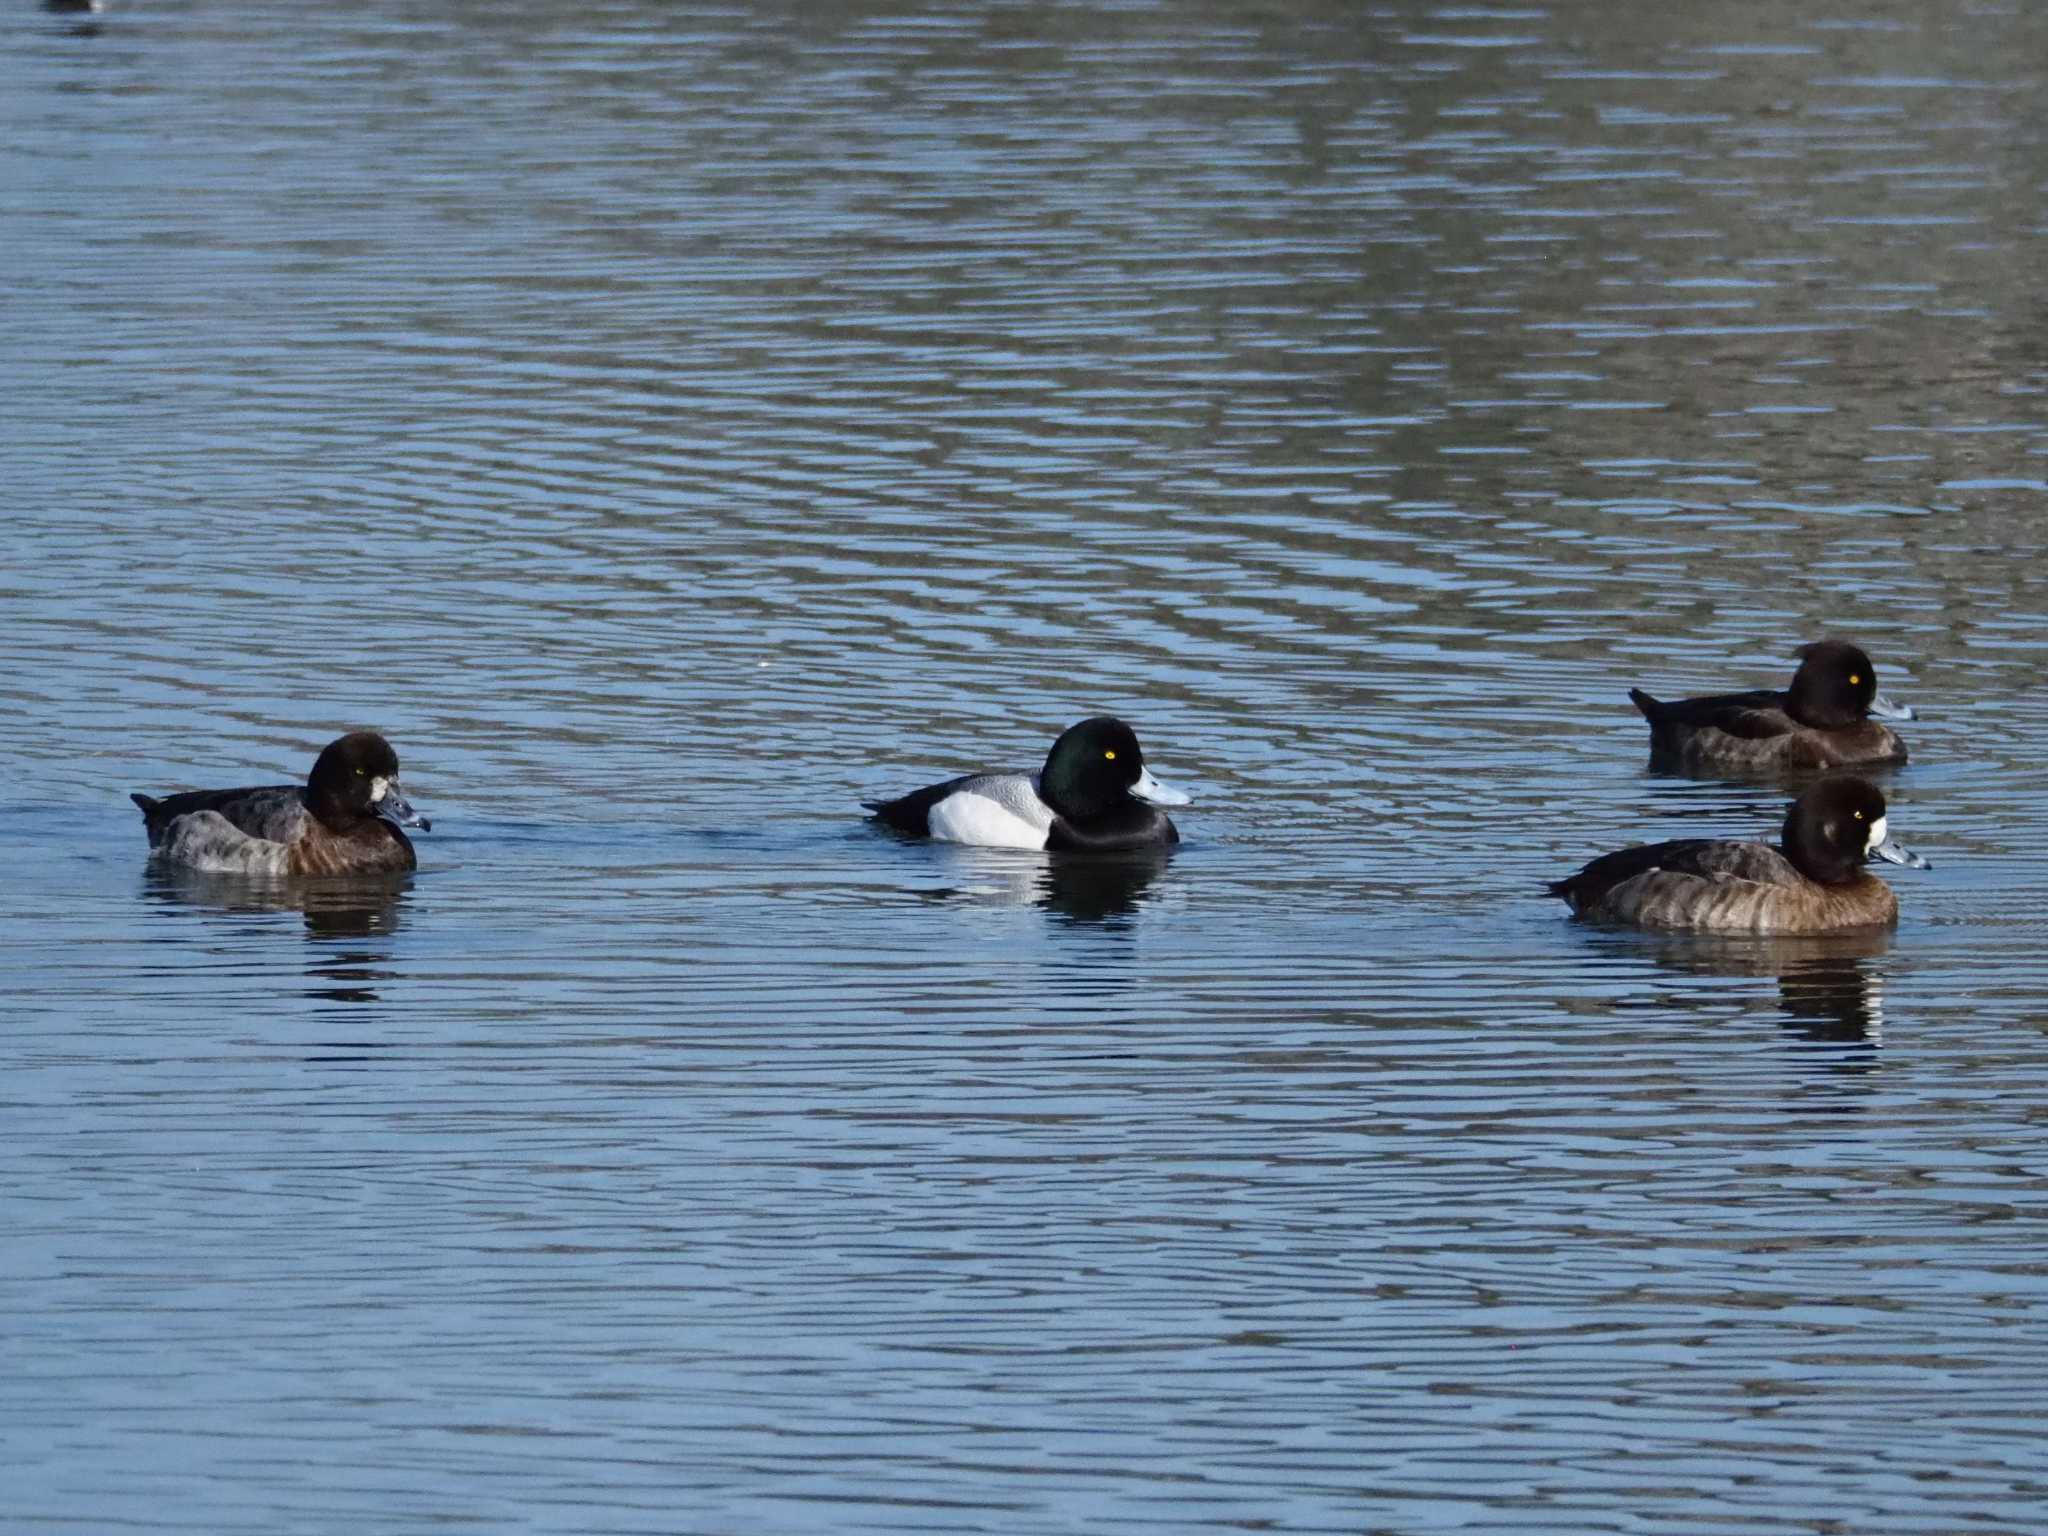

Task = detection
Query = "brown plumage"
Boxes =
[1548,776,1927,935]
[132,732,429,876]
[1630,639,1912,775]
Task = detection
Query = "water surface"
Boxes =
[7,1,2048,1530]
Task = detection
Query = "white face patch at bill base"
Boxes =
[1867,814,1887,853]
[1131,766,1190,807]
[371,776,390,803]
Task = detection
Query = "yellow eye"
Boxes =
[1853,809,1865,820]
[1849,674,1861,685]
[1104,750,1117,760]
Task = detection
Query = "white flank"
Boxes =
[928,791,1050,849]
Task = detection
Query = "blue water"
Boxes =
[7,1,2048,1530]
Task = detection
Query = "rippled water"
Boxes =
[8,1,2048,1530]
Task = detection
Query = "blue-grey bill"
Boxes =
[1868,692,1916,722]
[379,785,431,832]
[1869,835,1927,870]
[1131,766,1190,807]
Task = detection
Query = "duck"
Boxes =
[1628,639,1914,774]
[131,731,430,875]
[865,716,1189,851]
[1548,775,1927,934]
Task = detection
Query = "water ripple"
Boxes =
[8,1,2048,1531]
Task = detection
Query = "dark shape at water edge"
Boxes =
[1644,928,1894,1052]
[1038,847,1173,925]
[141,866,412,1010]
[142,863,411,942]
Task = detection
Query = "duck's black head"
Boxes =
[307,731,431,834]
[1038,716,1188,822]
[1786,640,1914,729]
[1781,774,1925,884]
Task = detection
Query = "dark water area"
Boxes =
[6,1,2048,1530]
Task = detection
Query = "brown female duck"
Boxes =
[1549,776,1927,934]
[132,731,430,875]
[1629,640,1913,774]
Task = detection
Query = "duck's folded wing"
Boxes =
[862,772,970,830]
[867,770,1042,837]
[1639,688,1797,740]
[1550,837,1796,910]
[1551,837,1703,900]
[1700,705,1801,741]
[1652,839,1801,887]
[147,785,310,843]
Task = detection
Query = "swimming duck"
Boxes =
[866,716,1189,851]
[1629,639,1913,773]
[131,731,430,875]
[1548,775,1927,934]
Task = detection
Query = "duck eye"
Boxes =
[1104,750,1116,761]
[1849,674,1861,685]
[1853,809,1865,820]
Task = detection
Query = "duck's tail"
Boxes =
[1627,687,1666,722]
[1543,875,1588,912]
[130,793,167,842]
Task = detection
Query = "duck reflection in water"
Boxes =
[1645,928,1892,1059]
[916,847,1173,926]
[1039,848,1174,925]
[142,866,410,1005]
[44,0,104,35]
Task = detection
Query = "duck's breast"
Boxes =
[285,821,417,875]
